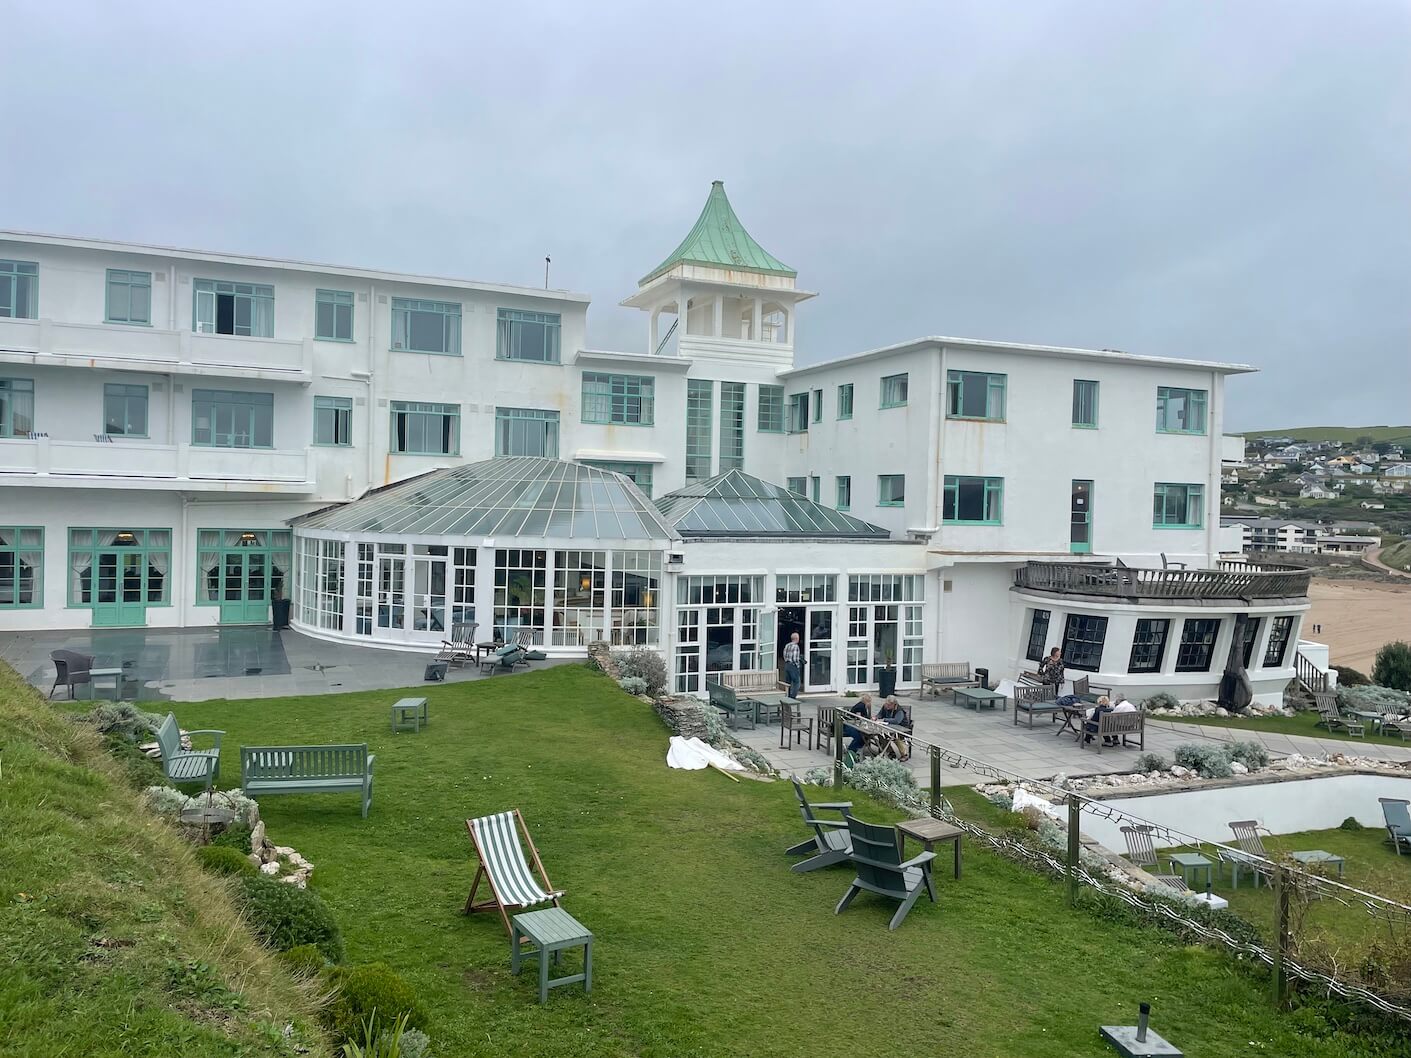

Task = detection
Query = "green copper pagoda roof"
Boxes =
[640,181,796,286]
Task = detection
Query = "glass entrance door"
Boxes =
[93,551,148,627]
[376,555,406,634]
[806,608,834,691]
[410,555,448,638]
[219,551,268,624]
[1071,480,1093,554]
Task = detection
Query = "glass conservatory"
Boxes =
[290,457,677,650]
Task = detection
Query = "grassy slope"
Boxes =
[1380,540,1411,571]
[169,665,1402,1058]
[1246,426,1411,444]
[1157,709,1411,749]
[0,665,324,1058]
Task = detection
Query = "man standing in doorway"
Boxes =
[783,631,803,698]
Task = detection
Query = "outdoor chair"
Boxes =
[835,811,937,930]
[49,649,95,700]
[1013,682,1060,727]
[480,644,528,674]
[1119,825,1189,890]
[1071,675,1113,703]
[786,779,852,873]
[780,700,814,750]
[1312,690,1364,738]
[1379,716,1409,742]
[1379,798,1411,856]
[436,621,478,667]
[1223,820,1324,888]
[464,809,564,936]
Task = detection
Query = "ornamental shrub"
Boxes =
[400,1028,432,1058]
[1373,641,1411,692]
[617,676,648,696]
[237,874,343,963]
[845,757,922,808]
[1340,816,1365,831]
[88,702,166,742]
[1225,740,1270,771]
[1337,685,1411,714]
[322,963,429,1046]
[1134,752,1168,773]
[144,785,192,818]
[1172,743,1234,779]
[276,943,328,978]
[612,648,668,697]
[196,845,257,877]
[1333,665,1369,688]
[1141,692,1182,712]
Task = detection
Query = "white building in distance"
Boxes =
[0,183,1311,703]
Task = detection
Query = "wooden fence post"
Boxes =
[833,711,844,790]
[1067,795,1081,907]
[930,747,941,815]
[1273,865,1291,1009]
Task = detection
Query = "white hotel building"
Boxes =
[0,183,1310,703]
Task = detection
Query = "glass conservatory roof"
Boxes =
[293,458,680,542]
[655,470,891,539]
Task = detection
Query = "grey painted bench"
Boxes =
[240,744,376,817]
[706,678,758,730]
[156,712,224,791]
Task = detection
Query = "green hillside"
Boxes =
[1381,539,1411,572]
[1245,425,1411,445]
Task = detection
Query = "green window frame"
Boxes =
[1156,386,1208,434]
[810,475,820,502]
[105,269,152,325]
[837,383,854,420]
[1072,379,1099,428]
[786,392,809,433]
[193,279,274,337]
[1153,482,1204,528]
[315,289,354,342]
[391,298,461,355]
[191,389,273,448]
[877,474,905,507]
[580,460,654,498]
[0,378,35,437]
[0,260,38,319]
[786,476,807,496]
[313,396,353,447]
[947,370,1006,420]
[103,383,149,437]
[0,526,43,609]
[581,372,655,425]
[66,528,172,608]
[836,475,851,510]
[496,308,561,363]
[757,384,784,432]
[495,407,559,457]
[195,529,293,606]
[685,380,713,481]
[391,401,460,455]
[943,475,1004,524]
[811,388,823,422]
[880,373,909,409]
[718,381,745,471]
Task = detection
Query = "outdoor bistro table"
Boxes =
[1167,852,1214,890]
[1351,710,1385,734]
[1289,850,1346,878]
[954,686,1007,712]
[1057,702,1087,738]
[89,667,126,700]
[897,817,964,880]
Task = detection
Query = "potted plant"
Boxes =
[270,585,292,631]
[877,651,897,698]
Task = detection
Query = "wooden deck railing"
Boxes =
[1295,649,1329,693]
[1013,561,1311,601]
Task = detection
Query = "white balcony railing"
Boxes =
[0,317,312,381]
[0,437,314,493]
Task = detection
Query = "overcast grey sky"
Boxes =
[3,1,1407,429]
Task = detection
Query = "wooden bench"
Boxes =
[155,712,224,791]
[720,670,796,724]
[920,662,981,699]
[1012,683,1060,727]
[1081,709,1145,753]
[240,744,376,818]
[706,678,758,730]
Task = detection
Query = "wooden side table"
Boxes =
[896,817,964,880]
[391,696,429,733]
[511,907,593,1003]
[1167,852,1213,890]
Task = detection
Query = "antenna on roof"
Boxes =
[544,256,551,289]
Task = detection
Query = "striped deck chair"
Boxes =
[463,810,563,935]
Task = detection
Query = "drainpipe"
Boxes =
[179,492,191,627]
[1207,369,1221,565]
[365,283,377,489]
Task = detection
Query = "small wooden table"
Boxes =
[1167,851,1214,890]
[897,817,964,880]
[391,696,429,733]
[954,686,1007,712]
[1290,849,1346,877]
[89,666,126,700]
[511,907,593,1003]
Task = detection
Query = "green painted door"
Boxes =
[219,550,270,625]
[1071,480,1093,554]
[93,551,147,627]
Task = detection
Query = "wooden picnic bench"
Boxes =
[720,669,794,724]
[706,678,759,730]
[920,662,982,699]
[240,744,376,818]
[1012,683,1060,727]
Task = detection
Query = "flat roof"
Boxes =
[0,229,591,303]
[781,335,1256,378]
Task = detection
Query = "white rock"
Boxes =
[274,845,296,857]
[247,852,262,868]
[259,861,280,876]
[1285,753,1307,769]
[1214,707,1229,717]
[1170,765,1191,779]
[1230,761,1249,774]
[250,820,266,852]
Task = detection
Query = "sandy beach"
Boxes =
[1306,578,1411,674]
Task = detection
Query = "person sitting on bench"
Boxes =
[844,693,874,754]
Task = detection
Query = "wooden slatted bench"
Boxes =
[720,670,796,724]
[706,678,758,730]
[920,662,981,699]
[156,712,223,791]
[240,744,376,818]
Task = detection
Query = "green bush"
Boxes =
[323,963,428,1046]
[1226,740,1270,770]
[1337,684,1411,714]
[1333,665,1369,687]
[1134,752,1168,772]
[1173,743,1234,779]
[1339,816,1365,831]
[87,702,166,742]
[196,845,258,877]
[104,734,164,789]
[617,676,648,696]
[209,822,253,854]
[612,648,668,697]
[277,943,329,978]
[845,757,922,808]
[237,874,344,963]
[1141,691,1182,711]
[1373,641,1411,692]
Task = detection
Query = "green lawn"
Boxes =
[165,665,1407,1057]
[1157,709,1411,749]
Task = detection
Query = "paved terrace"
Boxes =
[731,693,1411,787]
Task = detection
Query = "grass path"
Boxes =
[174,666,1402,1057]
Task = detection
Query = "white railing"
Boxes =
[0,436,313,490]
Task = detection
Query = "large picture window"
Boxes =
[673,575,764,693]
[104,383,149,437]
[943,475,1003,524]
[494,548,546,642]
[1025,609,1050,663]
[0,526,42,608]
[1175,618,1222,672]
[67,528,171,608]
[718,381,745,471]
[1061,613,1108,672]
[1156,386,1207,434]
[582,372,654,425]
[495,407,558,457]
[685,380,712,481]
[552,549,606,646]
[391,401,459,456]
[392,298,461,355]
[193,279,273,337]
[106,269,152,325]
[1128,618,1170,673]
[191,389,273,448]
[1153,483,1204,528]
[611,551,661,647]
[947,370,1005,420]
[757,384,784,432]
[1263,615,1295,667]
[496,309,561,363]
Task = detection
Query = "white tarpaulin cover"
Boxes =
[1011,787,1062,818]
[666,735,744,771]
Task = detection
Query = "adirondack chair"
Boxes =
[49,649,95,700]
[241,744,375,817]
[436,621,478,667]
[155,712,223,792]
[835,812,937,930]
[464,809,564,935]
[1119,825,1189,890]
[786,780,853,873]
[1380,798,1411,856]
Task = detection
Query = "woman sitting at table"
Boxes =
[844,693,873,754]
[1082,695,1114,745]
[876,696,912,760]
